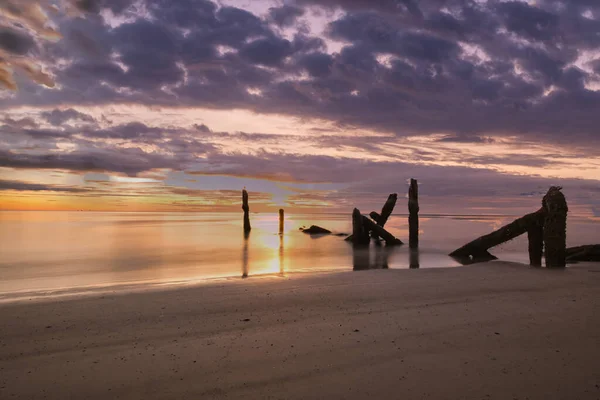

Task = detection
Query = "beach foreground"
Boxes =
[1,262,599,399]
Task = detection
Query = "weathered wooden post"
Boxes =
[352,208,370,247]
[527,220,544,267]
[242,230,250,278]
[279,233,284,275]
[543,186,568,268]
[409,248,420,269]
[279,209,284,235]
[242,189,251,232]
[408,179,419,249]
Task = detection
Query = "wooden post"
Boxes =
[543,186,568,268]
[242,189,251,232]
[279,233,284,275]
[279,209,284,235]
[527,220,544,267]
[242,230,250,278]
[352,208,370,247]
[408,179,419,249]
[409,248,420,269]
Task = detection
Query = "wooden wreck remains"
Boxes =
[450,186,568,268]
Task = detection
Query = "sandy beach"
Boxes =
[1,261,599,399]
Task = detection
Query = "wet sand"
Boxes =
[1,261,599,399]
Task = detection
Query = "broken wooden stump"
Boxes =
[408,179,419,249]
[301,225,332,235]
[543,186,568,268]
[352,208,370,247]
[361,215,403,246]
[242,189,251,233]
[565,244,600,262]
[370,194,398,241]
[449,208,545,262]
[279,209,284,235]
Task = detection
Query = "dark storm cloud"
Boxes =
[328,12,460,62]
[269,5,305,27]
[41,109,96,126]
[298,52,334,77]
[2,0,600,151]
[239,37,293,66]
[496,1,560,42]
[0,122,216,175]
[73,0,135,14]
[0,179,88,193]
[0,148,181,176]
[0,27,36,55]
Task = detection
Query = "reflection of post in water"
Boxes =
[409,248,420,269]
[353,245,394,270]
[352,245,371,271]
[374,245,391,269]
[242,230,250,278]
[279,233,284,276]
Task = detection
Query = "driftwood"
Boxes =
[543,187,568,268]
[242,189,251,232]
[279,209,284,234]
[565,245,600,262]
[361,216,403,246]
[370,194,397,240]
[408,179,419,249]
[352,208,370,247]
[301,225,331,235]
[449,208,545,261]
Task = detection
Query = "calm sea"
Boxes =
[0,211,598,297]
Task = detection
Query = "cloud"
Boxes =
[0,27,36,55]
[269,5,305,27]
[0,0,599,212]
[0,179,88,192]
[41,108,96,125]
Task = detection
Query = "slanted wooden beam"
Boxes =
[362,215,403,246]
[370,194,397,241]
[566,244,600,262]
[449,208,545,260]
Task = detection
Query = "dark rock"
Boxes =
[300,225,332,235]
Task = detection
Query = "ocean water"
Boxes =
[0,211,598,297]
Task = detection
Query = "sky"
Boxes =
[0,0,599,215]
